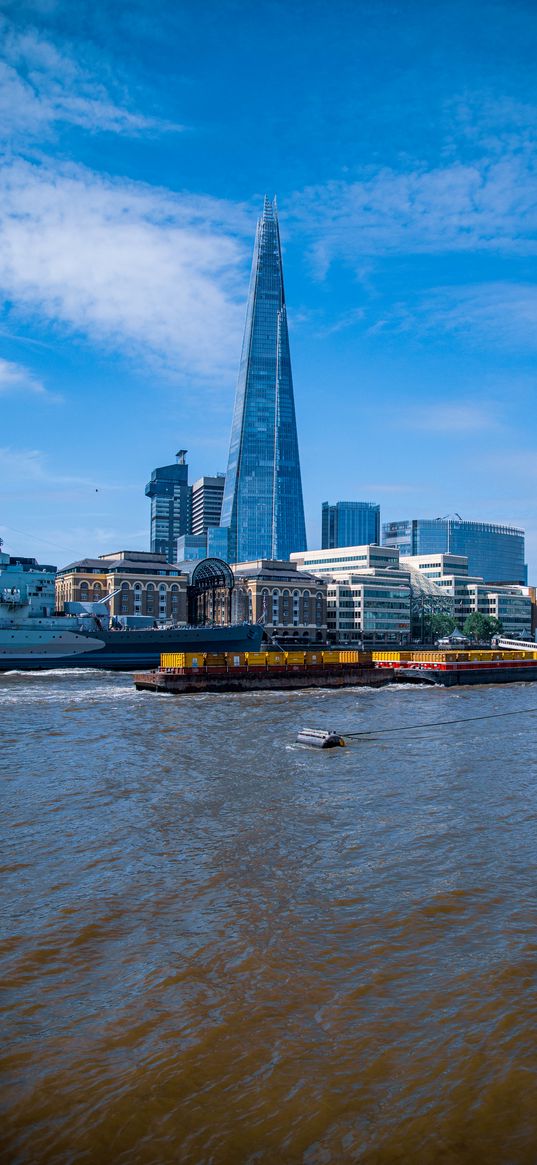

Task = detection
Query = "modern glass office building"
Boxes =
[191,475,225,535]
[382,518,527,584]
[145,450,191,563]
[322,501,380,549]
[220,197,306,563]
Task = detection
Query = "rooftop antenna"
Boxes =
[176,450,187,465]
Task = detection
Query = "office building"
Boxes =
[220,196,306,563]
[322,501,380,549]
[145,450,191,563]
[326,574,411,645]
[383,517,526,584]
[293,544,454,644]
[191,474,225,535]
[291,544,399,576]
[231,559,327,645]
[401,553,532,639]
[175,535,207,562]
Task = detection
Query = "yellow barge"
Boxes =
[134,649,388,693]
[133,647,537,693]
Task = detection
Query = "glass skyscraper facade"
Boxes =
[145,450,191,563]
[322,501,380,549]
[220,197,306,564]
[382,518,527,584]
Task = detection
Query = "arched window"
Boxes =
[119,580,130,613]
[146,582,155,592]
[303,588,311,624]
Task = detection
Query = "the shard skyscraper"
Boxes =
[220,196,307,564]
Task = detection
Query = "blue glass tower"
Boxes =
[220,197,307,563]
[322,501,381,549]
[382,517,527,583]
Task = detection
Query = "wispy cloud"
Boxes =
[0,446,124,490]
[0,159,249,379]
[0,357,57,398]
[376,283,537,351]
[0,15,181,137]
[398,402,500,435]
[288,146,536,274]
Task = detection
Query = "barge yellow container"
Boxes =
[246,651,268,667]
[321,650,338,663]
[205,653,227,667]
[267,652,285,666]
[161,652,205,668]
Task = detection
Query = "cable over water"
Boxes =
[345,704,537,736]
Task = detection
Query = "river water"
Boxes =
[2,670,537,1164]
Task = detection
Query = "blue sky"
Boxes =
[1,0,536,574]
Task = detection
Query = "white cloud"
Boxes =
[0,159,249,379]
[0,16,181,137]
[289,150,537,272]
[0,357,53,397]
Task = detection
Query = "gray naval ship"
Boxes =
[0,555,264,672]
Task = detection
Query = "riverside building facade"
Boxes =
[325,574,411,645]
[220,197,306,563]
[291,545,411,644]
[383,517,527,584]
[401,553,532,639]
[291,545,399,576]
[56,551,188,624]
[322,501,380,550]
[231,559,327,645]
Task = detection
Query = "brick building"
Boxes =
[56,550,188,624]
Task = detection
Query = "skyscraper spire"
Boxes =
[220,197,307,563]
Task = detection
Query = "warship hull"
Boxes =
[0,621,265,672]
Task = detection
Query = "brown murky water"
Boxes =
[2,671,537,1164]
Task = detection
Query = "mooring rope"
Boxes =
[344,706,537,737]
